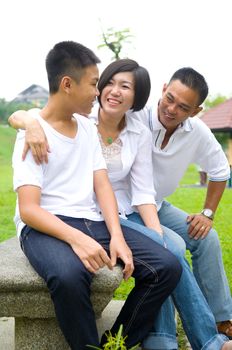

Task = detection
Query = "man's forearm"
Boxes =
[8,110,31,129]
[203,180,227,212]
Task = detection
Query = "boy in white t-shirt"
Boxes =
[12,41,181,349]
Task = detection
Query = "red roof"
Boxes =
[200,98,232,131]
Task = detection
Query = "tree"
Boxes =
[203,94,230,154]
[204,94,227,110]
[98,26,134,60]
[0,99,35,124]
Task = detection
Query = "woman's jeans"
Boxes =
[122,205,230,350]
[20,216,181,350]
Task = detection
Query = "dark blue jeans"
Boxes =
[20,216,181,350]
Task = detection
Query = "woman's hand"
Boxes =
[23,118,50,164]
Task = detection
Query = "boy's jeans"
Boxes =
[20,215,181,350]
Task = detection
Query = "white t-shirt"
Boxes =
[131,104,230,209]
[12,113,107,236]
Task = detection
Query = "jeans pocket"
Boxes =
[20,226,31,251]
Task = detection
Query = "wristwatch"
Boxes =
[201,208,214,220]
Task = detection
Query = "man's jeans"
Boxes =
[122,206,230,350]
[20,216,181,350]
[159,200,232,322]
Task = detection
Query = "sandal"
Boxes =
[217,320,232,339]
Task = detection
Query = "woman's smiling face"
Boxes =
[100,72,135,117]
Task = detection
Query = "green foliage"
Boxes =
[114,278,134,300]
[98,26,133,60]
[214,132,231,152]
[204,94,228,110]
[0,125,17,241]
[0,99,35,124]
[88,325,139,350]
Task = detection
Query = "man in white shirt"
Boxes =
[12,41,182,350]
[131,67,232,339]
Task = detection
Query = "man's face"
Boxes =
[71,65,99,115]
[158,79,202,133]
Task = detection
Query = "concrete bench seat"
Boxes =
[0,236,123,349]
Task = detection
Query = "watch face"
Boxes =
[204,209,213,216]
[202,209,214,219]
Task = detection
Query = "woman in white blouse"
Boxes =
[9,60,229,350]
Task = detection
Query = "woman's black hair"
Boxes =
[97,59,151,111]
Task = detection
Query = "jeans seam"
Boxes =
[84,219,94,238]
[134,257,159,282]
[123,257,159,334]
[124,285,153,334]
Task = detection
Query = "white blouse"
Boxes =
[89,105,156,217]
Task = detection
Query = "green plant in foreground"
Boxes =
[87,325,139,350]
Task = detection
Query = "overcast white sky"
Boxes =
[1,0,232,102]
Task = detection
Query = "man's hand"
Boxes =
[187,213,213,239]
[23,119,50,164]
[70,233,113,274]
[109,235,134,281]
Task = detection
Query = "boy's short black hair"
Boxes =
[46,41,101,94]
[97,59,151,111]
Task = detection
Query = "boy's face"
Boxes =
[72,65,99,115]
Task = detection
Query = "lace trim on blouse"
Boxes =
[98,133,123,172]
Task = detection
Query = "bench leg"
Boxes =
[14,301,125,349]
[15,317,69,350]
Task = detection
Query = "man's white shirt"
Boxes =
[129,104,230,209]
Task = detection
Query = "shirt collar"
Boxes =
[89,104,142,135]
[123,113,142,135]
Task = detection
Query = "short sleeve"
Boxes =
[12,131,43,191]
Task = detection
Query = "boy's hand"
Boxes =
[70,233,113,274]
[109,235,134,281]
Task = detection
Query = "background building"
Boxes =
[12,84,48,107]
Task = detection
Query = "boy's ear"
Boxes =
[61,76,72,93]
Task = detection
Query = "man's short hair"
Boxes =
[46,41,101,93]
[97,59,151,111]
[169,67,208,105]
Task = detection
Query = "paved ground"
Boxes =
[0,317,14,350]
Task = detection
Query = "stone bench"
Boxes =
[0,236,123,350]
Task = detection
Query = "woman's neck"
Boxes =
[98,108,125,145]
[98,108,125,132]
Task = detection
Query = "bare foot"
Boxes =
[222,341,232,350]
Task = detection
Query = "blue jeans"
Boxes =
[20,215,181,350]
[121,211,229,350]
[159,201,232,322]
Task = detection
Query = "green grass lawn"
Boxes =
[0,125,17,242]
[1,125,231,349]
